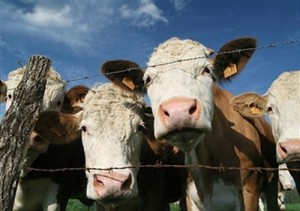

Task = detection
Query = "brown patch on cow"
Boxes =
[214,37,256,82]
[230,93,267,118]
[35,111,81,144]
[101,60,145,93]
[62,85,89,114]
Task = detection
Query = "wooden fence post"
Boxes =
[0,56,51,211]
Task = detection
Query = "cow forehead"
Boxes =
[147,37,212,73]
[82,83,145,127]
[83,83,145,110]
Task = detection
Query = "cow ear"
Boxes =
[101,60,145,94]
[213,37,256,82]
[230,93,267,118]
[34,111,81,144]
[0,80,7,102]
[62,85,90,114]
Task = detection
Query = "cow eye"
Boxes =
[202,66,212,76]
[8,94,12,99]
[266,106,273,114]
[57,101,62,106]
[138,122,147,134]
[144,74,152,87]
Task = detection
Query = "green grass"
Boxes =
[67,199,300,211]
[66,199,181,211]
[283,203,300,211]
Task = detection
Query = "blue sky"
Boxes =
[0,0,299,118]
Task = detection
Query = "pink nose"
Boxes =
[158,97,201,129]
[277,139,300,161]
[93,172,132,199]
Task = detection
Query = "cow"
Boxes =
[13,85,94,211]
[230,70,300,193]
[34,80,188,210]
[101,37,280,210]
[0,66,66,112]
[0,67,94,210]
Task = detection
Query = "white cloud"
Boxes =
[22,5,73,27]
[169,0,190,11]
[119,0,168,27]
[0,0,168,51]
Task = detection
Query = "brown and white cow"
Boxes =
[230,70,300,193]
[13,85,93,211]
[102,37,280,210]
[35,81,188,210]
[0,68,95,210]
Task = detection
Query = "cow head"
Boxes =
[0,66,66,112]
[102,37,256,152]
[35,82,153,207]
[231,71,300,163]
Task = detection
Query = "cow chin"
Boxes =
[163,128,209,152]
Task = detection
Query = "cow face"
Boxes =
[0,66,66,112]
[231,71,300,163]
[79,84,147,206]
[102,37,256,152]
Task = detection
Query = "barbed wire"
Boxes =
[3,39,300,89]
[26,164,300,173]
[66,39,300,83]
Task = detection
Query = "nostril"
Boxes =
[121,175,132,191]
[164,110,170,117]
[280,143,287,153]
[189,104,197,115]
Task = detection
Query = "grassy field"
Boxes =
[66,200,300,211]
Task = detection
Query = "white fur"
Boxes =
[13,179,60,211]
[79,84,146,205]
[266,71,300,141]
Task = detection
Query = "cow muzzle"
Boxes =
[92,171,134,204]
[158,97,201,130]
[277,138,300,163]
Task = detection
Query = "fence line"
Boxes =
[3,38,300,89]
[26,164,300,173]
[66,39,300,83]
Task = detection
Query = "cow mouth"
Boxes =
[161,128,208,151]
[279,154,300,163]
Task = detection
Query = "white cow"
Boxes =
[230,71,300,163]
[0,65,68,210]
[102,38,280,210]
[35,79,188,210]
[0,66,65,112]
[230,70,300,194]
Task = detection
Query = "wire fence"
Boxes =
[26,164,300,173]
[1,38,300,174]
[3,38,299,88]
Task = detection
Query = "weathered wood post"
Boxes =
[0,56,51,211]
